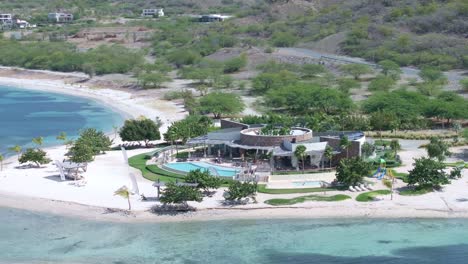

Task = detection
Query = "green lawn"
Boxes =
[390,169,409,183]
[356,190,392,202]
[128,153,185,182]
[399,185,433,196]
[444,162,468,168]
[258,184,338,194]
[265,194,351,206]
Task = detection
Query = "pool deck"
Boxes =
[266,172,336,189]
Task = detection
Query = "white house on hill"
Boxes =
[141,9,164,17]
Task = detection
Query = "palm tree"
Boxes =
[8,145,22,161]
[114,186,132,211]
[324,145,334,168]
[294,145,307,174]
[390,139,401,159]
[32,136,44,147]
[56,132,67,141]
[340,136,351,158]
[0,154,3,171]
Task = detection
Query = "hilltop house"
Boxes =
[141,9,164,17]
[48,12,73,23]
[198,14,231,22]
[0,13,13,26]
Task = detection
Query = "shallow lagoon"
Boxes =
[0,85,123,155]
[1,208,467,264]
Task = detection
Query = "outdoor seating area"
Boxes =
[54,160,88,181]
[348,184,374,192]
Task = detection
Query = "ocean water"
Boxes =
[0,85,123,156]
[1,208,468,264]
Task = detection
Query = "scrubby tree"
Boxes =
[300,64,326,78]
[223,54,248,73]
[160,182,203,205]
[69,142,94,163]
[185,169,222,193]
[426,137,451,162]
[340,64,373,80]
[138,72,170,89]
[378,60,402,80]
[337,78,360,94]
[224,181,257,202]
[119,118,161,147]
[407,157,449,189]
[390,139,401,158]
[19,148,51,167]
[75,128,111,155]
[368,75,396,92]
[335,157,371,187]
[32,136,44,147]
[252,70,298,94]
[199,92,245,119]
[460,78,468,92]
[361,142,375,158]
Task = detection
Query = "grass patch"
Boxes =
[390,169,409,183]
[444,162,468,169]
[356,190,391,202]
[257,184,337,194]
[399,185,433,196]
[265,194,351,206]
[128,153,185,182]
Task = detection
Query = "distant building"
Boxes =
[198,14,231,22]
[0,14,13,25]
[15,19,35,29]
[48,13,73,23]
[141,9,164,17]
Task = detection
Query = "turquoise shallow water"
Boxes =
[1,208,468,264]
[0,85,123,156]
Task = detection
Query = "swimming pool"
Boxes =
[292,181,323,188]
[164,162,240,177]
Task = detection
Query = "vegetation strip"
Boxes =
[265,194,351,206]
[355,190,391,202]
[257,185,337,194]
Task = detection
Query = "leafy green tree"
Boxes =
[199,92,245,119]
[337,78,360,94]
[69,142,94,163]
[463,128,468,141]
[339,136,351,158]
[119,118,161,147]
[419,66,447,84]
[167,49,200,68]
[361,142,375,158]
[75,128,111,155]
[185,169,222,193]
[368,75,396,92]
[138,72,170,89]
[324,145,334,168]
[294,145,307,173]
[223,54,247,73]
[369,111,400,139]
[252,70,298,94]
[335,157,371,187]
[270,31,299,47]
[300,64,326,78]
[224,181,257,202]
[460,78,468,92]
[407,157,449,188]
[426,137,451,162]
[378,60,402,80]
[114,186,132,211]
[9,145,22,161]
[19,148,51,167]
[340,64,373,80]
[160,182,203,205]
[164,115,213,146]
[265,84,353,115]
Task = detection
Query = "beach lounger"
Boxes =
[348,186,356,192]
[359,184,368,191]
[354,186,363,191]
[366,184,374,190]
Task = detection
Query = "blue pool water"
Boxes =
[292,181,323,188]
[1,208,468,263]
[0,85,124,156]
[165,161,240,177]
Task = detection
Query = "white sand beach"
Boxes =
[0,69,467,223]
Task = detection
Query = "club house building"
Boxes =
[187,120,366,172]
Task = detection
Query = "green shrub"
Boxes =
[356,190,391,202]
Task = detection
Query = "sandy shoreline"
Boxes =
[0,68,467,223]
